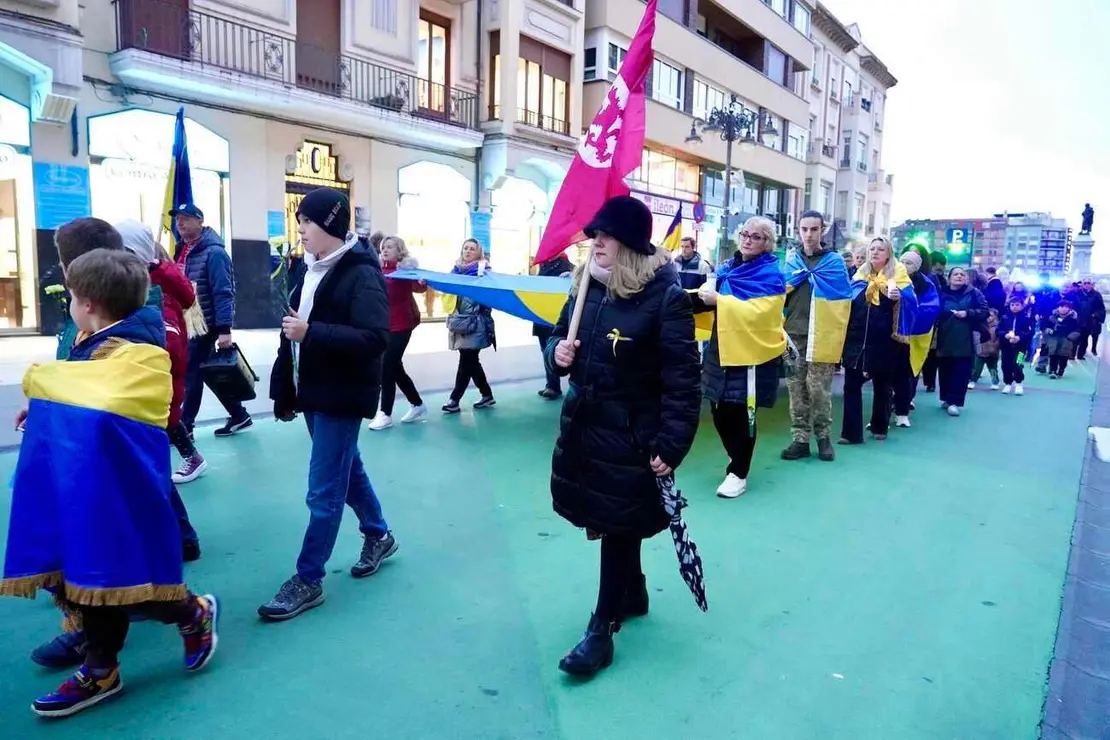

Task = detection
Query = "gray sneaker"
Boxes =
[257,576,324,622]
[351,533,398,578]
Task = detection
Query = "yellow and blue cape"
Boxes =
[784,250,852,363]
[714,253,787,367]
[0,342,186,606]
[908,275,941,375]
[850,261,920,342]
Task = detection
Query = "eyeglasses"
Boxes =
[740,232,768,242]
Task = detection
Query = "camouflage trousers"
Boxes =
[786,358,837,443]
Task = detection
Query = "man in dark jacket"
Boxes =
[260,187,394,622]
[1032,275,1062,373]
[982,266,1007,312]
[173,204,252,436]
[533,254,574,399]
[1075,279,1106,359]
[674,237,713,291]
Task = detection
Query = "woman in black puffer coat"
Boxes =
[545,196,701,678]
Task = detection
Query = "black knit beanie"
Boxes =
[297,187,350,240]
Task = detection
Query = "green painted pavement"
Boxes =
[0,361,1097,738]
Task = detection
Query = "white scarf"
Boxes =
[299,232,358,323]
[588,258,612,286]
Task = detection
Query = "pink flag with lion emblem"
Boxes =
[532,0,657,266]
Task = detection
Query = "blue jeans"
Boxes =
[296,412,388,584]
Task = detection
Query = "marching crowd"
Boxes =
[2,187,1104,717]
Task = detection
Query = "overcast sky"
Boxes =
[828,0,1109,267]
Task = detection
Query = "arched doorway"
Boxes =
[285,141,350,255]
[490,176,548,276]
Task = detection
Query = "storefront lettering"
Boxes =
[630,190,689,218]
[290,141,343,185]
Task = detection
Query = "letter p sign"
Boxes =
[947,228,967,244]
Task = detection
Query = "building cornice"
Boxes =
[813,3,857,53]
[861,54,897,88]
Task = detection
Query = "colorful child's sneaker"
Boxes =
[180,594,219,672]
[30,630,86,668]
[32,665,122,718]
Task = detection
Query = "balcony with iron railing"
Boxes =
[112,0,479,130]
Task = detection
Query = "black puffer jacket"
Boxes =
[544,263,701,538]
[178,227,235,333]
[697,253,781,408]
[271,242,389,420]
[841,289,899,374]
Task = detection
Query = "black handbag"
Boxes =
[200,342,259,403]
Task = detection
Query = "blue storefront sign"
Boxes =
[267,210,286,239]
[471,210,492,256]
[33,163,91,229]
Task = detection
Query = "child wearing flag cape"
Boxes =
[546,196,701,677]
[2,249,218,718]
[693,216,786,498]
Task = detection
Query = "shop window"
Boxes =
[628,148,700,201]
[87,109,231,252]
[418,10,451,115]
[398,161,471,317]
[0,96,34,332]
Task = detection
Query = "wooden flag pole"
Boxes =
[565,244,594,345]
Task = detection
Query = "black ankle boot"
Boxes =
[558,613,619,676]
[621,575,649,619]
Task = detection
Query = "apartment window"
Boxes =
[803,178,812,210]
[692,79,727,121]
[765,45,787,87]
[853,194,864,228]
[607,43,626,79]
[820,181,832,216]
[370,0,398,34]
[584,47,597,81]
[841,129,852,166]
[417,10,450,113]
[492,34,571,135]
[792,3,810,35]
[651,60,683,110]
[767,0,787,18]
[835,190,848,219]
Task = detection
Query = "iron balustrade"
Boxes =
[113,0,478,129]
[516,108,570,135]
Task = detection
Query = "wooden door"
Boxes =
[118,0,191,60]
[296,0,342,95]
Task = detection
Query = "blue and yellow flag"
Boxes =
[661,205,683,252]
[908,274,942,375]
[850,261,920,342]
[784,250,852,363]
[160,107,193,259]
[391,268,569,326]
[0,343,186,606]
[715,252,787,367]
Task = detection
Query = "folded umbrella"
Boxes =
[657,474,708,612]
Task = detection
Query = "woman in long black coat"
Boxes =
[840,237,903,444]
[545,196,701,677]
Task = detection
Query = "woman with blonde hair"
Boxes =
[546,195,700,677]
[840,236,918,444]
[443,237,496,414]
[694,216,784,498]
[368,235,427,430]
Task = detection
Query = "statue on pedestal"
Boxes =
[1081,203,1094,235]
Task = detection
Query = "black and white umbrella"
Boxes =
[658,474,708,612]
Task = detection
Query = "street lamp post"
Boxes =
[686,94,778,263]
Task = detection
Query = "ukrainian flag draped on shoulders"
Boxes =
[784,249,852,363]
[908,274,942,375]
[850,260,920,343]
[1,307,186,606]
[715,252,787,367]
